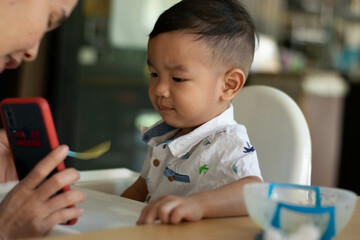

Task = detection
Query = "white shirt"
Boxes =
[140,104,262,203]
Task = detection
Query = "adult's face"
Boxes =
[0,0,78,74]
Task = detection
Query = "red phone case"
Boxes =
[0,97,77,225]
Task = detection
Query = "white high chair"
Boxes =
[232,85,311,185]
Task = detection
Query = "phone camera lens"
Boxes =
[6,108,15,128]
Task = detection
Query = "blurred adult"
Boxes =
[0,0,86,238]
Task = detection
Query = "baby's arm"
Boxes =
[136,175,262,225]
[121,176,148,202]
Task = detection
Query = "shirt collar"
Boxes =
[141,121,177,144]
[141,104,237,158]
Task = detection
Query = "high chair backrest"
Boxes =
[232,85,311,185]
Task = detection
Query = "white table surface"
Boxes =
[0,181,145,236]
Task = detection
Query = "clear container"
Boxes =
[244,182,357,240]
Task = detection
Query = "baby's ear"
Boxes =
[220,68,245,101]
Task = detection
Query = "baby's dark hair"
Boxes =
[149,0,257,77]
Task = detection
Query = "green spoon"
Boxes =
[68,141,111,160]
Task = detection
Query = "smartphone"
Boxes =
[0,97,77,225]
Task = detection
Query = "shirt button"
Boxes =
[168,176,174,182]
[153,159,160,167]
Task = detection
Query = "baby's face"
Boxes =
[147,31,229,130]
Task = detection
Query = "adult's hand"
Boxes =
[0,145,86,239]
[0,129,17,182]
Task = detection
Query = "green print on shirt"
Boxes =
[202,139,210,146]
[199,164,209,174]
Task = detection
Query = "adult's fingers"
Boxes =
[44,207,85,229]
[0,129,10,148]
[16,206,85,238]
[45,189,86,214]
[16,190,86,236]
[0,129,17,182]
[43,190,86,227]
[36,168,80,201]
[20,145,69,190]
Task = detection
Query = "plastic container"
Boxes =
[244,183,357,240]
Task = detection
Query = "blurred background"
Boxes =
[1,0,359,193]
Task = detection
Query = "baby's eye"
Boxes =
[173,77,184,82]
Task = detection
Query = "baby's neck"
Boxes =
[169,127,196,140]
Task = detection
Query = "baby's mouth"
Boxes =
[158,105,173,112]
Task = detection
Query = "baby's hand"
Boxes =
[136,195,204,225]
